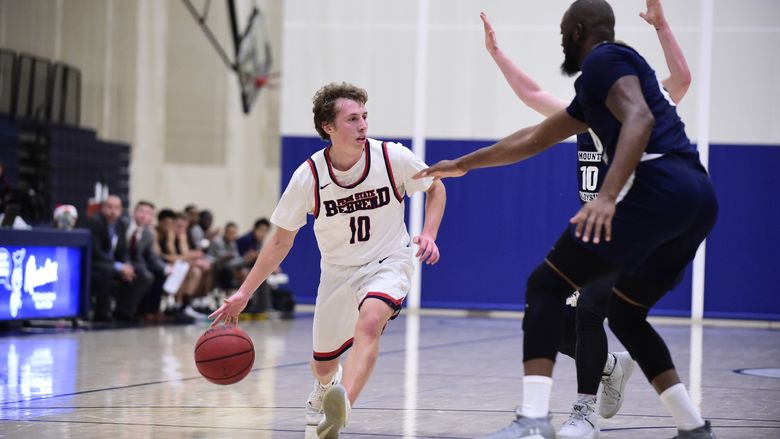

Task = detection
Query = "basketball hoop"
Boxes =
[253,71,280,90]
[181,0,274,114]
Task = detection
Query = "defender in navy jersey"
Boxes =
[421,1,717,438]
[211,83,446,439]
[480,3,693,436]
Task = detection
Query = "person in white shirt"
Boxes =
[210,82,446,439]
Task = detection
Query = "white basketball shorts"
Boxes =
[312,246,413,361]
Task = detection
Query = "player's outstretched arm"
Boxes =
[570,75,654,245]
[481,12,567,117]
[641,0,691,103]
[209,226,298,326]
[413,110,586,180]
[414,179,446,265]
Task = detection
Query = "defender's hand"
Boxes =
[413,160,467,180]
[570,196,616,244]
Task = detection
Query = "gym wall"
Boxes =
[0,0,284,232]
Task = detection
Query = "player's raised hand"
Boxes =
[413,159,467,180]
[480,12,500,55]
[639,0,667,29]
[569,196,615,244]
[209,290,251,327]
[413,234,440,265]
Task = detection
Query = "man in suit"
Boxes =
[120,200,165,321]
[87,195,135,321]
[208,222,243,290]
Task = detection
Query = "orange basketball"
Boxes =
[194,326,255,385]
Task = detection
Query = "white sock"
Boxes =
[659,383,705,431]
[319,364,341,387]
[576,393,597,407]
[318,375,335,388]
[519,375,553,418]
[602,353,616,376]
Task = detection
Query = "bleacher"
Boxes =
[0,48,129,224]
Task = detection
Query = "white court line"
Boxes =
[403,312,420,439]
[689,322,703,410]
[297,304,779,330]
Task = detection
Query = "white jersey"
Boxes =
[271,138,433,266]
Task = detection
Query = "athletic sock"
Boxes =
[520,375,553,418]
[576,393,597,406]
[659,383,705,431]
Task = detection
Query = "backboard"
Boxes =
[181,0,274,115]
[233,6,273,114]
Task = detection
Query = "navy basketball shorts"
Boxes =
[553,153,718,306]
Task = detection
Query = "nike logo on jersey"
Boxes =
[378,256,389,264]
[320,183,332,190]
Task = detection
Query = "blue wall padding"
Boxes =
[280,136,779,320]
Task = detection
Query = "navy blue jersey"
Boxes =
[566,43,697,164]
[576,131,607,203]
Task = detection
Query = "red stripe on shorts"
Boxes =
[313,337,354,361]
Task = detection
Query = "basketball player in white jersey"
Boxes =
[209,82,446,439]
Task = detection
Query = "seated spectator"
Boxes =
[53,204,78,230]
[158,212,213,319]
[86,195,146,322]
[236,218,271,261]
[138,208,178,322]
[1,165,29,229]
[208,221,245,292]
[184,204,200,246]
[235,218,276,316]
[0,204,30,229]
[123,200,166,321]
[0,162,44,226]
[190,209,220,248]
[0,163,11,207]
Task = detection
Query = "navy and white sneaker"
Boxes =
[478,412,555,439]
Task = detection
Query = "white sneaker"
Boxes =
[599,351,635,418]
[183,305,208,321]
[306,364,343,426]
[558,399,599,439]
[316,384,350,439]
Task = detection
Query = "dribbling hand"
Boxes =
[209,290,251,327]
[412,160,467,180]
[570,196,616,244]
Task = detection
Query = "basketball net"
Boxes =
[251,71,280,91]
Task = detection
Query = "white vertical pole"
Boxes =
[0,1,7,45]
[408,0,430,311]
[689,322,703,409]
[102,0,115,138]
[691,0,714,322]
[54,0,63,60]
[133,0,167,202]
[403,313,420,438]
